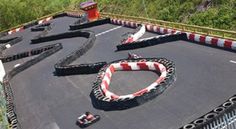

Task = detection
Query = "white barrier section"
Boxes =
[132,24,146,41]
[0,60,6,82]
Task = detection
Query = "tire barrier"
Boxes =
[110,18,236,52]
[0,37,23,55]
[110,19,139,29]
[53,31,107,75]
[69,18,111,30]
[65,12,83,18]
[0,12,82,37]
[0,37,19,44]
[180,95,236,129]
[186,33,236,51]
[23,21,38,29]
[31,29,92,44]
[30,29,105,75]
[32,23,53,40]
[1,43,60,63]
[183,124,195,129]
[1,43,62,129]
[92,58,176,110]
[117,33,187,51]
[110,19,181,35]
[121,24,146,44]
[31,22,52,32]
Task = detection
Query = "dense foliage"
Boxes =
[0,0,70,31]
[0,0,236,32]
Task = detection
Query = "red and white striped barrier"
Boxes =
[6,16,53,36]
[38,17,53,24]
[7,27,24,35]
[186,32,236,50]
[123,24,146,44]
[111,19,181,35]
[110,18,236,51]
[111,19,138,28]
[145,24,180,34]
[99,60,167,100]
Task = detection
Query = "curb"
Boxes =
[110,19,236,51]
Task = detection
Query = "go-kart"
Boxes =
[77,112,100,128]
[127,52,142,59]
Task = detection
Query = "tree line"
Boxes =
[0,0,235,31]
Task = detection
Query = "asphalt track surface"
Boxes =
[2,16,236,129]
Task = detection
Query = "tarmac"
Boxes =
[2,16,236,129]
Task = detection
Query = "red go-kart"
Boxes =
[77,112,100,128]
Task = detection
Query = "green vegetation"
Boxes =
[0,0,70,31]
[0,83,8,129]
[0,0,236,31]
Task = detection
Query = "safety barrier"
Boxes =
[100,12,236,41]
[1,43,62,129]
[69,18,111,30]
[0,37,23,59]
[110,19,236,52]
[53,30,107,75]
[0,32,62,129]
[31,22,52,32]
[117,33,187,51]
[180,95,236,129]
[31,29,92,43]
[92,58,176,110]
[0,11,83,38]
[121,24,146,44]
[1,9,236,40]
[0,37,19,44]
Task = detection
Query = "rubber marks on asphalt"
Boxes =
[95,26,122,37]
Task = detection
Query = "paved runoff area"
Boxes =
[2,16,236,129]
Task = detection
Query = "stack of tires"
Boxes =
[92,58,176,110]
[181,95,236,129]
[117,33,187,51]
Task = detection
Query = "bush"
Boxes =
[0,0,235,32]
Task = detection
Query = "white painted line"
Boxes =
[95,26,122,37]
[230,60,236,64]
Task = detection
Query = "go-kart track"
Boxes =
[0,13,236,129]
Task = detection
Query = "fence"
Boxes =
[1,9,236,41]
[99,12,236,41]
